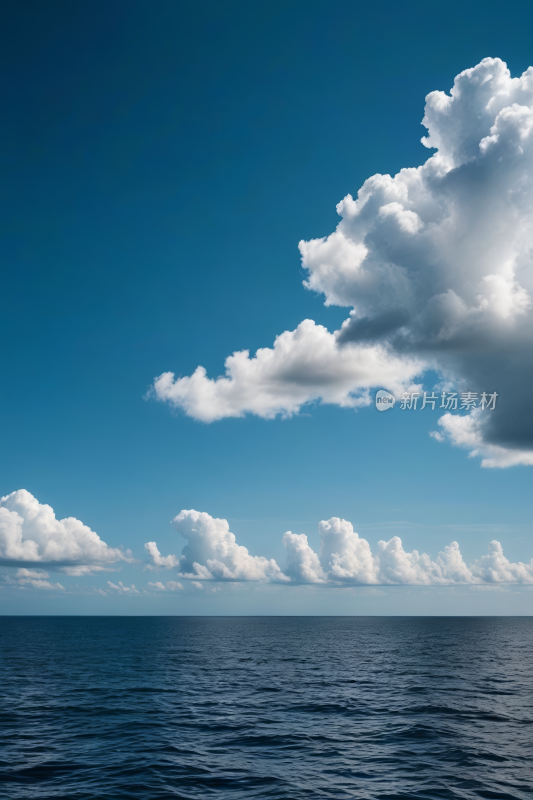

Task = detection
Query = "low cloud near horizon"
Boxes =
[150,57,533,468]
[145,508,533,587]
[0,490,132,570]
[2,490,532,593]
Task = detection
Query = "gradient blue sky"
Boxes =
[2,0,533,614]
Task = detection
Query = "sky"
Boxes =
[2,0,533,614]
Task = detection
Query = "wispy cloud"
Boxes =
[3,568,65,591]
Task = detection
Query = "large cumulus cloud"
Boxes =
[146,509,288,581]
[150,58,533,467]
[0,490,131,567]
[145,509,533,586]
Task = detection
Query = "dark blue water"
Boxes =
[1,617,532,799]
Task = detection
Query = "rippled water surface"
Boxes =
[1,616,533,799]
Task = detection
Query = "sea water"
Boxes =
[1,616,532,799]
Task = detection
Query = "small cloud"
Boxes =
[147,581,167,591]
[166,581,184,591]
[16,568,49,579]
[147,580,184,592]
[107,581,139,595]
[59,565,116,577]
[22,578,64,591]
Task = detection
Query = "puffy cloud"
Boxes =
[150,58,533,467]
[0,490,132,565]
[146,509,533,586]
[471,541,533,583]
[436,412,533,468]
[150,321,422,422]
[144,542,180,569]
[287,519,533,585]
[282,532,326,583]
[148,581,167,591]
[107,581,139,595]
[16,568,49,579]
[147,580,184,592]
[319,518,378,583]
[148,509,289,582]
[3,568,65,591]
[281,519,480,586]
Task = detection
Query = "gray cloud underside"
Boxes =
[151,58,533,467]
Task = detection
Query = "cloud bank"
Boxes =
[150,58,533,467]
[146,509,533,586]
[0,490,131,567]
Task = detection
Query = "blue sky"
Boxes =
[2,0,533,614]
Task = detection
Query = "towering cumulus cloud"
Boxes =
[146,509,288,581]
[150,58,533,467]
[146,510,533,585]
[0,490,130,568]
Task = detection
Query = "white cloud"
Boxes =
[471,540,533,583]
[59,565,116,576]
[22,578,65,591]
[4,569,65,591]
[16,568,49,579]
[282,532,326,583]
[145,509,533,586]
[147,580,184,592]
[0,490,132,565]
[147,509,289,582]
[149,321,421,422]
[107,581,139,595]
[144,542,180,568]
[150,58,533,467]
[320,518,378,583]
[437,412,533,468]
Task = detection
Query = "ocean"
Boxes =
[1,616,532,799]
